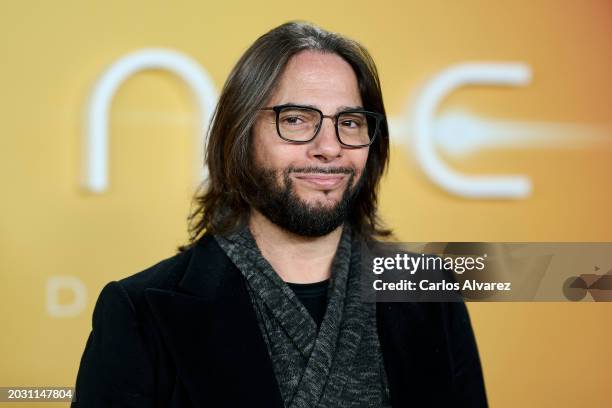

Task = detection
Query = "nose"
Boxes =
[308,117,342,162]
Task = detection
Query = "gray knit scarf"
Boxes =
[214,224,391,408]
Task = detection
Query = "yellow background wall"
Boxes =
[1,1,611,406]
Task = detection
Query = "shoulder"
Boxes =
[87,248,192,328]
[109,234,225,308]
[118,248,192,296]
[100,235,220,314]
[117,234,219,292]
[73,245,203,406]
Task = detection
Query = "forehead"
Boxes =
[266,50,362,110]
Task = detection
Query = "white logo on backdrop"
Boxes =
[82,49,612,197]
[82,48,217,193]
[389,63,611,198]
[46,276,88,317]
[410,63,533,199]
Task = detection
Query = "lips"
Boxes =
[293,173,346,189]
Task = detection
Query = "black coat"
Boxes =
[72,235,488,407]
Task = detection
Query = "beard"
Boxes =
[245,163,363,237]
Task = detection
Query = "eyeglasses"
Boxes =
[259,104,383,148]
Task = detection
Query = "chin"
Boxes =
[297,191,343,207]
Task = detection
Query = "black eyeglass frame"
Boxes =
[259,104,384,148]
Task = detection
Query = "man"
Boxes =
[72,22,487,407]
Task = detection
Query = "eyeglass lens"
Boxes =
[277,107,377,146]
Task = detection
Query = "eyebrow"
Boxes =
[280,102,365,113]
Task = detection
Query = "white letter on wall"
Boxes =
[83,48,218,193]
[46,276,87,317]
[413,63,532,199]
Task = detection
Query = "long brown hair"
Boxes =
[179,21,391,251]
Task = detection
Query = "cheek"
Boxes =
[251,125,298,186]
[253,124,303,169]
[255,143,297,174]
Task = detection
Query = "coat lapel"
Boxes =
[144,235,284,407]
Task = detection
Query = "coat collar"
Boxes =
[144,235,284,407]
[176,234,234,299]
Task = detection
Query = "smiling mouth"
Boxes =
[293,173,347,189]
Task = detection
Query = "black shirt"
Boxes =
[286,279,329,329]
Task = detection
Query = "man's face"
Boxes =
[249,50,369,237]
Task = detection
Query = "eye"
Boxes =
[281,115,304,125]
[278,108,318,127]
[339,116,364,129]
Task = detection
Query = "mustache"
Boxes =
[287,166,354,175]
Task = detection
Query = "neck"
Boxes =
[248,209,344,284]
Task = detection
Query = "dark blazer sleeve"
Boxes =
[72,281,156,407]
[442,301,488,407]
